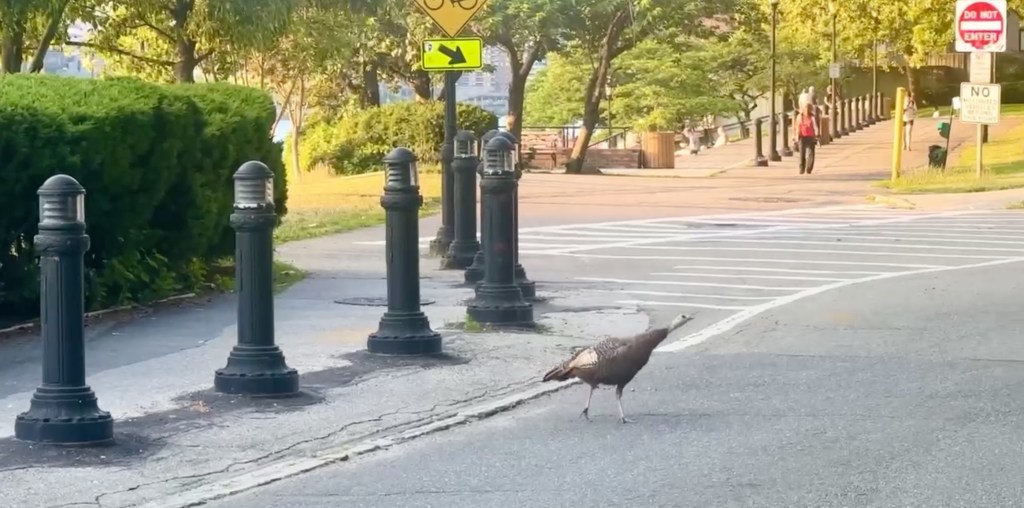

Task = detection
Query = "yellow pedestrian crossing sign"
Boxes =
[412,0,488,38]
[421,38,483,72]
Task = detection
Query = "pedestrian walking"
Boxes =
[792,102,819,175]
[902,92,917,150]
[683,123,700,155]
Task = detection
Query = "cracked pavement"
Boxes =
[204,259,1024,508]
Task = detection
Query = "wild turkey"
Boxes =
[542,314,694,423]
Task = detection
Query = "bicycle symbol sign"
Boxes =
[412,0,488,38]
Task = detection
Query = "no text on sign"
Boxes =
[412,0,488,38]
[422,38,483,71]
[959,82,1002,124]
[955,0,1007,52]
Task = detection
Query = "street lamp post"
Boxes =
[830,2,840,140]
[769,0,781,162]
[870,15,879,124]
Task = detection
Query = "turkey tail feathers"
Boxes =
[542,364,574,382]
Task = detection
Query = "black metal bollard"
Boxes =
[753,117,769,166]
[496,131,536,300]
[781,112,793,157]
[831,100,841,140]
[214,161,299,396]
[446,131,480,268]
[15,175,113,445]
[841,99,850,136]
[367,148,443,355]
[467,136,534,327]
[851,96,860,130]
[430,74,458,260]
[867,94,877,125]
[463,129,500,284]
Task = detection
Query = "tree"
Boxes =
[0,0,79,74]
[472,0,567,142]
[612,39,739,132]
[75,0,294,83]
[704,29,769,122]
[522,51,593,126]
[554,0,736,174]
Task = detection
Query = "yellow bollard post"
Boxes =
[890,87,907,182]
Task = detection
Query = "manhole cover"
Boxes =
[334,297,436,307]
[729,196,807,203]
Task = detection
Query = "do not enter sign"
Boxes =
[956,0,1007,52]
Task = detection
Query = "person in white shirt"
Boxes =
[902,92,917,150]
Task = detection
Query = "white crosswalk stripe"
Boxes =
[351,205,1024,350]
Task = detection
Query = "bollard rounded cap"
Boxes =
[38,174,86,224]
[482,136,514,175]
[496,130,518,145]
[454,130,477,158]
[383,147,416,165]
[480,129,500,148]
[384,147,418,188]
[234,160,274,208]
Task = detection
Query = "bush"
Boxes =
[287,101,498,175]
[0,74,285,318]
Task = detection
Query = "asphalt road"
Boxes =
[207,207,1024,507]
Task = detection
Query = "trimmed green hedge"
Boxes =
[286,101,498,175]
[0,75,285,317]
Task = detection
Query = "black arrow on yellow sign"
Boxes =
[438,44,467,65]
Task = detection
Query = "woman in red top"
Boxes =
[792,102,819,175]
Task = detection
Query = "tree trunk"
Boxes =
[506,76,527,143]
[362,60,381,107]
[175,39,198,83]
[412,70,432,101]
[27,0,69,73]
[903,64,916,96]
[564,10,631,174]
[435,71,464,100]
[1,30,24,73]
[287,78,307,181]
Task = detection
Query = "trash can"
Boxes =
[928,144,947,169]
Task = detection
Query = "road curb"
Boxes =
[135,379,580,508]
[866,194,917,209]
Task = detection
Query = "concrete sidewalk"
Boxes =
[0,228,655,507]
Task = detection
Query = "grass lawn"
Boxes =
[878,105,1024,194]
[275,167,442,244]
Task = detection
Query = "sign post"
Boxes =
[959,83,1002,177]
[955,0,1008,53]
[413,0,489,265]
[956,0,1006,178]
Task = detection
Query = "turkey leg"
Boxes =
[616,385,632,424]
[580,385,595,421]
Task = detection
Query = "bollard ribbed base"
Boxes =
[467,284,535,327]
[464,250,485,284]
[367,312,442,355]
[214,345,299,396]
[15,386,113,445]
[447,240,480,270]
[754,156,769,167]
[514,264,536,299]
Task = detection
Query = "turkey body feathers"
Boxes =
[541,314,694,387]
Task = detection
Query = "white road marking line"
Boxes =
[531,253,944,269]
[616,300,751,310]
[658,257,1024,353]
[847,225,1024,233]
[765,232,1024,245]
[629,246,1008,259]
[700,238,1024,252]
[544,210,987,254]
[670,265,888,275]
[576,276,812,291]
[523,229,681,238]
[590,289,778,300]
[650,271,851,282]
[677,219,853,227]
[518,235,667,242]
